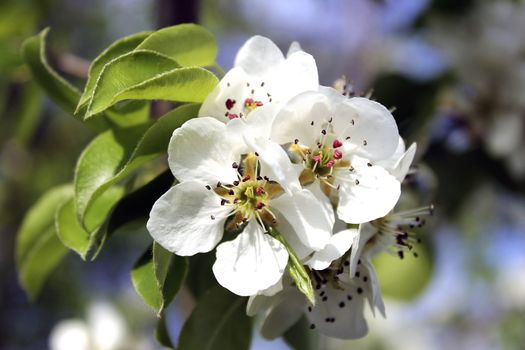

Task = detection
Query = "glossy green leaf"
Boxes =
[103,67,218,112]
[178,286,252,350]
[269,227,315,305]
[105,100,151,128]
[55,187,124,259]
[74,103,199,224]
[76,31,152,112]
[85,50,179,118]
[16,184,73,300]
[85,51,217,118]
[136,24,217,67]
[74,123,148,224]
[131,243,188,314]
[22,28,109,132]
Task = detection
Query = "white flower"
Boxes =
[247,237,384,340]
[147,117,334,296]
[49,302,128,350]
[199,36,318,124]
[261,88,401,224]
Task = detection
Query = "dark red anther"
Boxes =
[256,202,265,210]
[255,187,265,195]
[332,139,343,148]
[225,98,236,110]
[326,160,335,168]
[312,155,321,163]
[333,150,343,159]
[242,175,251,182]
[244,98,254,106]
[228,113,239,120]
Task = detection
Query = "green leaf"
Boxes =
[14,82,43,145]
[76,31,152,112]
[283,317,319,350]
[90,170,174,260]
[74,103,199,224]
[155,313,174,349]
[16,184,72,266]
[131,243,188,315]
[16,184,73,300]
[55,187,124,259]
[269,227,315,305]
[136,24,217,67]
[74,123,149,224]
[85,50,179,118]
[178,285,252,350]
[22,28,109,132]
[18,228,69,301]
[85,51,217,117]
[100,67,218,114]
[186,252,217,300]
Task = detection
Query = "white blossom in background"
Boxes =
[147,117,334,297]
[430,0,525,178]
[199,35,318,124]
[49,301,134,350]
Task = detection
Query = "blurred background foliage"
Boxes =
[1,0,524,349]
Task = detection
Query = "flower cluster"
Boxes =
[147,36,432,339]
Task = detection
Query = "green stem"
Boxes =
[268,226,315,305]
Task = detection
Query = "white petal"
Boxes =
[273,211,314,260]
[391,142,417,181]
[306,283,368,339]
[270,91,331,147]
[246,276,286,316]
[247,136,302,194]
[337,160,401,223]
[212,221,288,296]
[375,136,406,172]
[247,294,276,317]
[271,189,333,250]
[333,97,399,161]
[261,288,305,339]
[198,67,250,122]
[234,36,285,76]
[349,223,377,277]
[168,117,240,185]
[361,258,385,317]
[286,41,302,56]
[147,181,231,255]
[306,228,358,270]
[267,50,319,99]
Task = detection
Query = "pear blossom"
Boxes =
[199,36,319,123]
[262,88,401,224]
[147,117,334,296]
[247,232,384,340]
[246,138,432,340]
